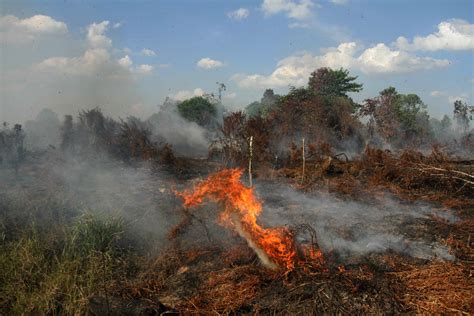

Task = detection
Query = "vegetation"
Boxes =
[177,96,217,127]
[360,87,432,146]
[308,67,363,99]
[0,211,128,315]
[453,99,474,133]
[245,89,281,118]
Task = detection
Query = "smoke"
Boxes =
[254,182,457,261]
[23,108,61,149]
[147,103,210,157]
[43,156,179,250]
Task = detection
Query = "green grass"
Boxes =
[0,212,130,315]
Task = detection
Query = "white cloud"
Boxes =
[357,43,450,74]
[330,0,348,4]
[396,19,474,51]
[87,21,112,48]
[288,22,310,28]
[261,0,314,20]
[233,42,450,88]
[112,22,121,29]
[141,48,157,56]
[35,21,153,77]
[197,57,224,69]
[171,88,205,101]
[430,91,472,105]
[118,55,133,68]
[0,14,67,43]
[36,48,111,75]
[227,8,250,21]
[430,90,446,97]
[135,64,154,75]
[117,55,153,75]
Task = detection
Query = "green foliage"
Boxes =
[308,67,363,98]
[453,100,474,132]
[245,101,263,118]
[396,93,430,138]
[245,89,281,118]
[361,87,432,145]
[0,213,127,315]
[177,96,217,126]
[70,213,124,255]
[441,115,452,130]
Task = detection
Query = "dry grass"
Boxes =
[393,262,474,315]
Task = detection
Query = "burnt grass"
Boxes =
[0,149,473,315]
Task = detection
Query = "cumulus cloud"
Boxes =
[171,88,205,101]
[430,90,446,97]
[141,48,157,56]
[135,64,154,75]
[357,43,450,74]
[35,21,153,77]
[233,42,450,88]
[87,21,112,48]
[36,48,111,75]
[227,8,250,21]
[197,57,224,69]
[118,55,133,68]
[396,19,474,51]
[117,55,153,74]
[0,14,67,43]
[261,0,314,20]
[330,0,348,4]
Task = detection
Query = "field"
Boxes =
[0,143,472,315]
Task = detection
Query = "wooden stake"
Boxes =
[248,136,253,187]
[301,137,305,184]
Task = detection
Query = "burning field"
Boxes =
[1,145,472,315]
[0,67,473,315]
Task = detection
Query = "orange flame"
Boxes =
[176,168,297,270]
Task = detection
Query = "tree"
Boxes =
[453,100,473,133]
[440,115,452,130]
[245,89,281,118]
[177,96,217,127]
[360,87,432,146]
[60,115,75,151]
[216,82,226,102]
[396,93,430,140]
[308,67,363,98]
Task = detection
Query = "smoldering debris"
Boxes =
[253,182,457,260]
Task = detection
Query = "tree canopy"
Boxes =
[308,67,363,98]
[245,89,280,118]
[177,96,217,127]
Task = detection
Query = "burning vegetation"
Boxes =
[1,67,473,315]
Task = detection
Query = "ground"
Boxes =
[0,149,472,315]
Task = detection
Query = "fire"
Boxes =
[176,168,297,270]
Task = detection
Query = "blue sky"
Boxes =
[1,0,473,122]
